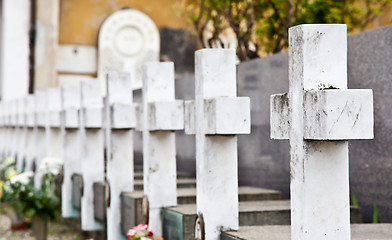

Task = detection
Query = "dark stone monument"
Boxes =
[347,25,392,222]
[237,52,290,199]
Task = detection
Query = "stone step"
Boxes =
[133,178,196,191]
[120,186,281,236]
[133,171,191,180]
[162,200,362,240]
[221,224,392,240]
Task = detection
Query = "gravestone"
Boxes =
[80,80,105,231]
[105,72,136,240]
[185,49,251,239]
[97,9,160,93]
[270,24,373,239]
[61,84,82,218]
[142,62,184,236]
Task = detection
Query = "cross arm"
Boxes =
[185,97,251,135]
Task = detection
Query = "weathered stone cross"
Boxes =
[46,88,63,163]
[80,80,105,230]
[142,62,184,236]
[61,84,82,218]
[105,72,136,239]
[25,95,37,172]
[271,24,374,239]
[185,49,251,240]
[34,90,48,188]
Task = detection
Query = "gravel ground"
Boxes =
[0,213,97,240]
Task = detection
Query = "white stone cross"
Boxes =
[61,84,83,218]
[98,9,160,93]
[8,100,19,164]
[142,62,184,236]
[80,80,105,230]
[25,95,37,172]
[185,49,251,240]
[45,88,63,162]
[105,72,136,240]
[15,98,27,172]
[270,24,374,240]
[34,91,48,188]
[0,103,5,159]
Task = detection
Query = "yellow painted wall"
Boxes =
[59,0,392,46]
[59,0,190,46]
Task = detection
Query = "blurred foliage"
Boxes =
[1,172,60,221]
[179,0,392,61]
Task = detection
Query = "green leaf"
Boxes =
[373,204,379,224]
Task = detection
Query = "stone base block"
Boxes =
[221,224,392,240]
[162,201,362,240]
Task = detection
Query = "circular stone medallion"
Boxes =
[114,27,144,56]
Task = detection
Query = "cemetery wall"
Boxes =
[234,24,392,223]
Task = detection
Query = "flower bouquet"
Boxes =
[126,224,163,240]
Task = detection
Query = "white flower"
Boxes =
[10,171,34,185]
[38,157,63,175]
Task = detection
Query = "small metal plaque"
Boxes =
[71,174,83,210]
[93,181,107,223]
